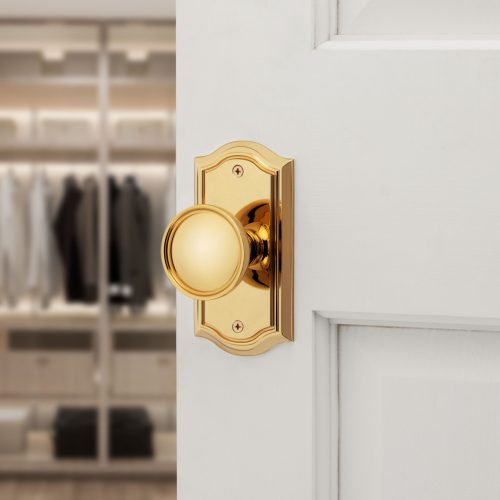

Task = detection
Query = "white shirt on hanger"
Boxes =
[0,169,26,306]
[27,169,55,308]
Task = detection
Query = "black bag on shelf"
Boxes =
[109,407,153,459]
[54,407,97,459]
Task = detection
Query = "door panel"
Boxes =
[338,0,500,37]
[178,1,500,499]
[340,325,500,500]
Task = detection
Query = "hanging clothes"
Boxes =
[0,170,26,306]
[113,176,152,308]
[108,176,123,306]
[27,170,56,308]
[54,176,84,302]
[76,176,99,303]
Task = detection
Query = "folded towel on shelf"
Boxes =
[0,406,31,455]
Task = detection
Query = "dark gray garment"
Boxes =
[54,176,84,301]
[113,176,152,307]
[76,176,98,303]
[108,177,123,305]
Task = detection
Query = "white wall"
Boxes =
[0,0,175,19]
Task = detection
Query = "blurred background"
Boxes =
[0,17,176,500]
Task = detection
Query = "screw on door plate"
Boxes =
[232,320,244,333]
[232,165,244,177]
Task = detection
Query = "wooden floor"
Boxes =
[0,480,176,500]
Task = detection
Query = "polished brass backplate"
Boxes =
[162,141,293,356]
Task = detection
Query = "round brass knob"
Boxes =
[161,205,252,300]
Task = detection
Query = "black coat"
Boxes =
[112,176,152,307]
[54,176,84,301]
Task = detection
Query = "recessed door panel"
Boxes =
[338,0,500,36]
[340,325,500,500]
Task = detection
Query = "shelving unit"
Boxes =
[0,21,176,476]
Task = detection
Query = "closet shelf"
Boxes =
[0,76,175,87]
[0,302,99,329]
[0,396,98,404]
[0,316,98,330]
[110,147,175,162]
[0,395,176,404]
[110,396,176,405]
[111,76,176,86]
[0,77,99,87]
[0,144,98,162]
[0,457,176,476]
[0,144,175,162]
[0,313,176,331]
[111,315,176,332]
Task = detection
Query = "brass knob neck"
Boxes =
[245,223,270,270]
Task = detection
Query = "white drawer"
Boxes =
[0,112,31,145]
[0,119,17,143]
[112,352,176,397]
[0,407,31,454]
[5,352,95,397]
[39,119,94,145]
[36,112,97,146]
[109,111,175,148]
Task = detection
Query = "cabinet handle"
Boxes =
[36,356,50,366]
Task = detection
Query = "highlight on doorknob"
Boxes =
[161,140,294,356]
[163,204,270,300]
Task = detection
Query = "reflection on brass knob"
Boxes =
[162,204,268,300]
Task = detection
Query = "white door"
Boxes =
[177,2,500,499]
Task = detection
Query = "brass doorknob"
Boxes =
[160,141,293,356]
[161,204,268,300]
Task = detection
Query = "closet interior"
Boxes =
[0,22,176,475]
